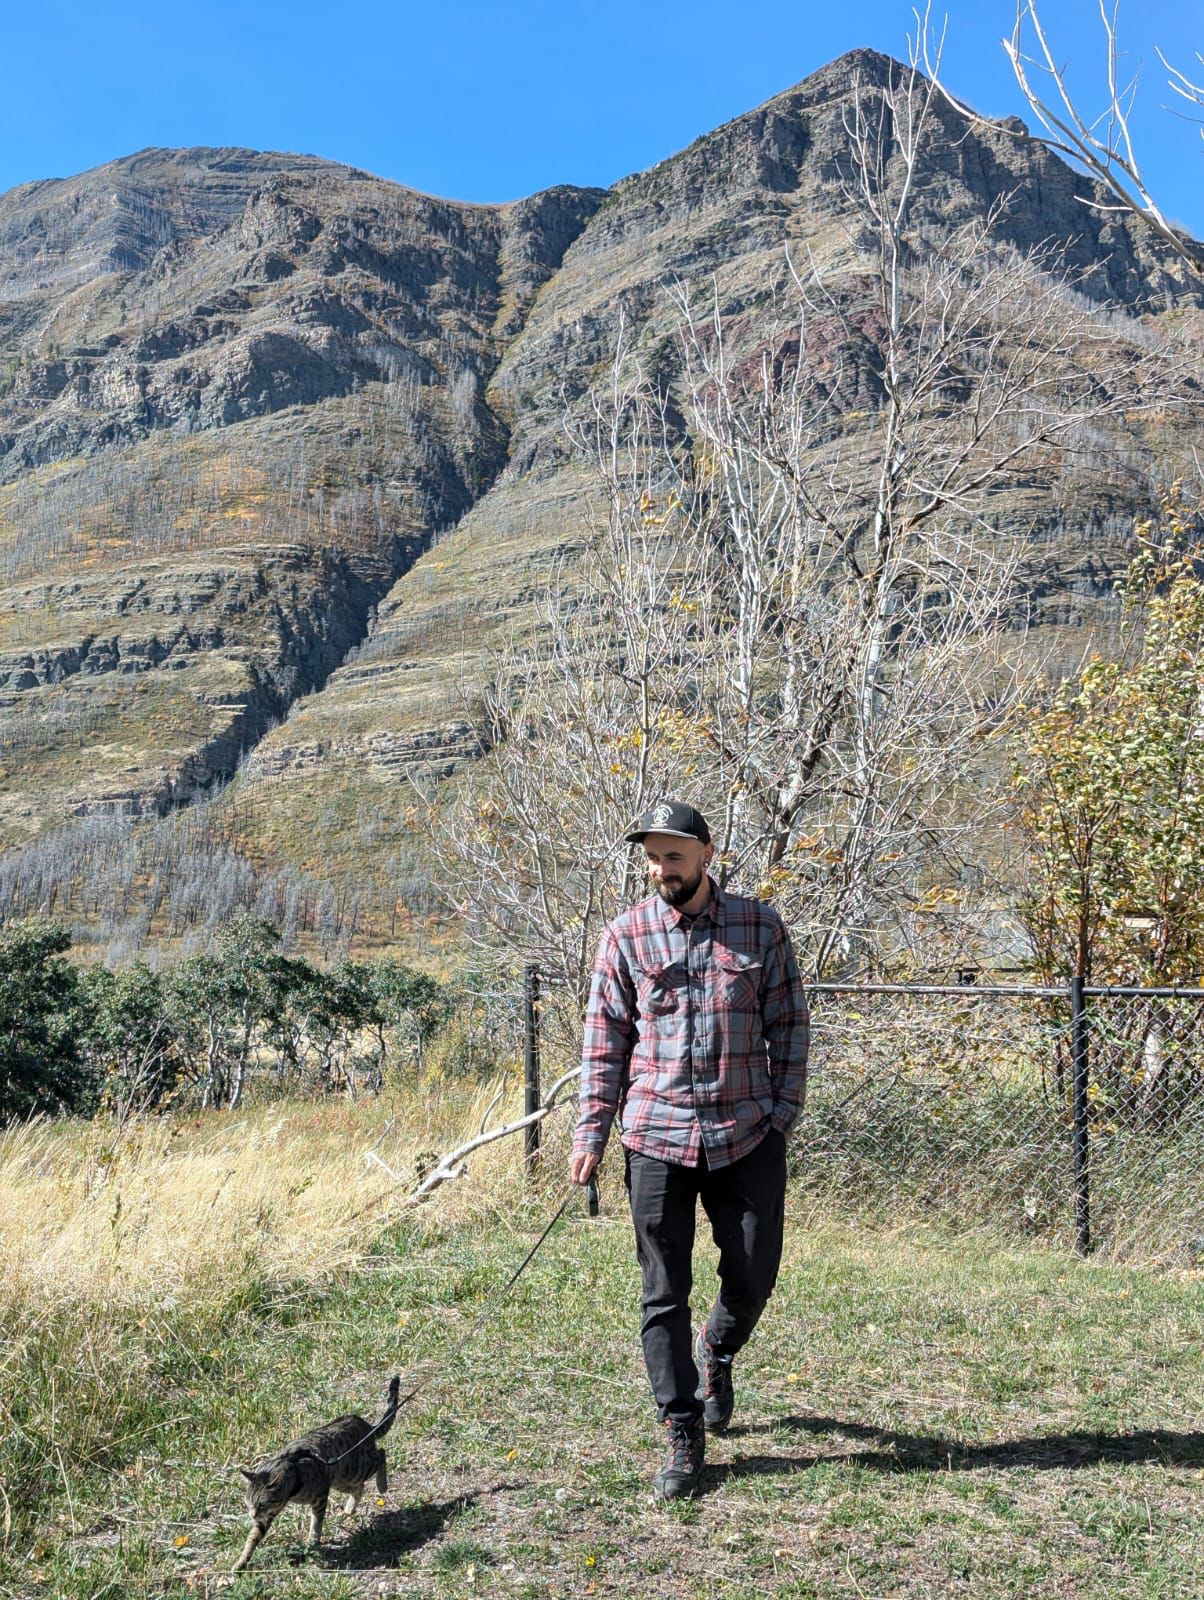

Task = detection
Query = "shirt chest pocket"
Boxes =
[632,961,687,1018]
[715,948,763,1011]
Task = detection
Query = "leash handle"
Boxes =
[585,1175,599,1217]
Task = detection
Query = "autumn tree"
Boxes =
[1017,491,1204,985]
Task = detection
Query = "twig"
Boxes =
[365,1118,396,1155]
[364,1149,404,1184]
[922,2,1204,276]
[477,1084,505,1136]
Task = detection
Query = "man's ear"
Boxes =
[704,842,715,866]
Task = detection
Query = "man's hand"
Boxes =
[570,1150,600,1186]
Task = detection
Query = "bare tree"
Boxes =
[431,50,1183,997]
[429,338,707,1010]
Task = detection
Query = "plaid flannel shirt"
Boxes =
[573,881,808,1169]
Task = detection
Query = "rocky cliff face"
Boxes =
[0,147,602,857]
[0,147,603,482]
[0,51,1201,948]
[0,542,398,835]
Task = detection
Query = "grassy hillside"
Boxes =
[2,1094,1200,1599]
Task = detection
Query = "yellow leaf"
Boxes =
[174,1535,190,1548]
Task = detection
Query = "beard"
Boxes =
[655,862,707,908]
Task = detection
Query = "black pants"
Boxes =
[624,1130,787,1424]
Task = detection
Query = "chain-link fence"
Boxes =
[527,970,1204,1267]
[805,983,1204,1265]
[1069,988,1204,1266]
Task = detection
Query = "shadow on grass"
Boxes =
[334,1492,480,1568]
[712,1416,1204,1481]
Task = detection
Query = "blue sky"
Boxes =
[5,0,1201,236]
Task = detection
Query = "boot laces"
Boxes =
[666,1419,703,1471]
[701,1346,733,1402]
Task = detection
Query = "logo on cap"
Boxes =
[651,803,674,828]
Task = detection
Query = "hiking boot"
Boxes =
[652,1416,705,1501]
[695,1329,735,1433]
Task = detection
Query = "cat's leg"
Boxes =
[232,1511,275,1572]
[375,1450,388,1494]
[343,1483,362,1515]
[308,1494,328,1549]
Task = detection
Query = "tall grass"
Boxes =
[0,1075,543,1312]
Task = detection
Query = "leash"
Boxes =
[322,1181,589,1465]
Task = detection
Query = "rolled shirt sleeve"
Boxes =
[573,928,636,1156]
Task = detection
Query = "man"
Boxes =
[569,799,808,1500]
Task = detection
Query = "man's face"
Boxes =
[643,833,712,908]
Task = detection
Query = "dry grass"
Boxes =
[1,1081,1200,1598]
[0,1073,541,1312]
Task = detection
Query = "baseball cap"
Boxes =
[624,800,712,846]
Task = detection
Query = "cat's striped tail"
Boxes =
[376,1374,401,1439]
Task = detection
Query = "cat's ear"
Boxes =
[238,1467,260,1482]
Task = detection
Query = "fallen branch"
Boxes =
[352,1064,583,1224]
[408,1064,583,1202]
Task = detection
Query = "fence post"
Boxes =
[1070,973,1091,1255]
[523,963,541,1174]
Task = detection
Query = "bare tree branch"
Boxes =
[931,2,1204,275]
[399,1065,581,1203]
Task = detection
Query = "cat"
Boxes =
[232,1375,401,1571]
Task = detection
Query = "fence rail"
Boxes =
[524,967,1204,1267]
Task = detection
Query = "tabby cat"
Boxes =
[232,1375,401,1571]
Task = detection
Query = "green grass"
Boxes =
[3,1197,1201,1599]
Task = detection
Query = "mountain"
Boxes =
[0,50,1200,957]
[0,149,601,879]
